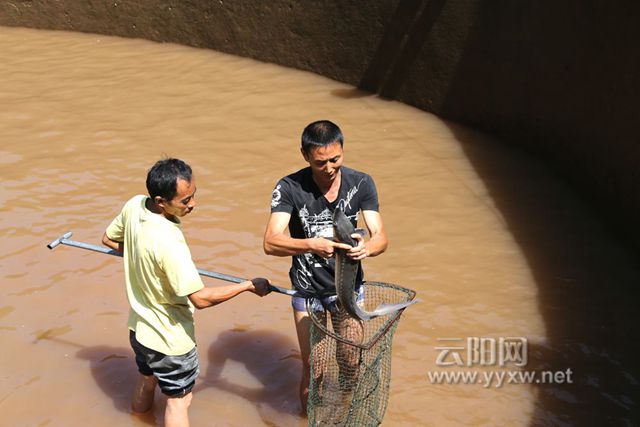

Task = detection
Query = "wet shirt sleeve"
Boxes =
[270,178,294,214]
[359,174,380,212]
[105,206,126,241]
[156,233,204,297]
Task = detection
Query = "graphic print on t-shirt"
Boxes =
[295,205,334,290]
[271,184,282,208]
[293,181,362,290]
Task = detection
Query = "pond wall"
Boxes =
[2,0,638,251]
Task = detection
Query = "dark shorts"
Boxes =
[292,286,365,313]
[129,330,199,397]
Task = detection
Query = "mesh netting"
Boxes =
[307,281,416,427]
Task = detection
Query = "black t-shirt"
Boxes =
[270,166,380,297]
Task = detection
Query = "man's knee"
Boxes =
[294,310,312,356]
[167,391,193,409]
[164,392,193,427]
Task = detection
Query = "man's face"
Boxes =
[159,177,197,220]
[302,142,344,186]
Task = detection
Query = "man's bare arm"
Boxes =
[102,233,123,253]
[263,212,350,258]
[347,210,388,261]
[188,278,270,310]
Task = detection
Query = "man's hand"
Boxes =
[310,237,352,259]
[346,233,369,261]
[249,277,271,296]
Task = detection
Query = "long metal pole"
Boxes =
[47,231,299,296]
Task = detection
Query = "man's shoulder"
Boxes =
[281,167,310,182]
[341,166,372,183]
[115,195,146,218]
[123,194,146,209]
[278,167,312,189]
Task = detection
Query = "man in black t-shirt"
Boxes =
[263,120,388,413]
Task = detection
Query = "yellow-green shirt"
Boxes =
[106,195,204,355]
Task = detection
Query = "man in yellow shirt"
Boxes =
[103,158,270,427]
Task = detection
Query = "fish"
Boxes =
[333,208,417,320]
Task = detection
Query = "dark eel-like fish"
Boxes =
[333,208,417,320]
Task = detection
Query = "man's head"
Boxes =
[146,158,197,219]
[301,120,344,155]
[301,120,345,186]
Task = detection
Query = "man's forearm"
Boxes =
[365,233,388,258]
[263,233,315,257]
[102,233,123,253]
[189,281,253,309]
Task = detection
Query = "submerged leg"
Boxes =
[131,373,157,413]
[293,307,328,415]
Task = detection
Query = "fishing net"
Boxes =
[307,281,416,427]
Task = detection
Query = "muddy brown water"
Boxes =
[0,26,638,426]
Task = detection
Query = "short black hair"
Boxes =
[301,120,344,154]
[146,158,193,200]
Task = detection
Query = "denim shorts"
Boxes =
[292,286,365,313]
[129,330,199,397]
